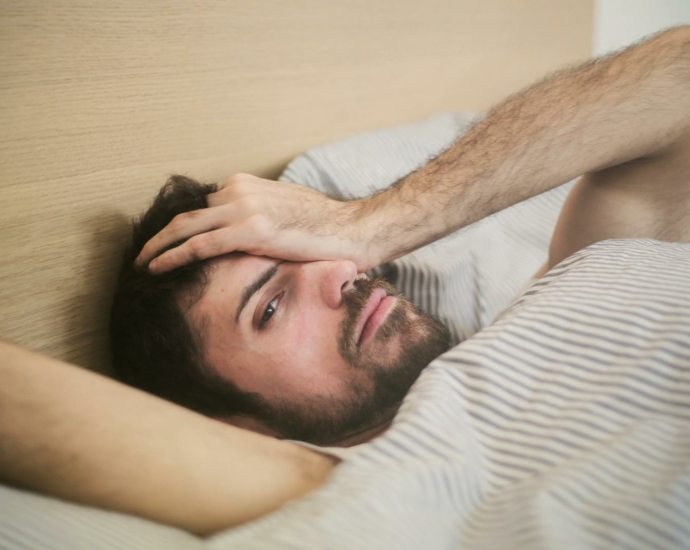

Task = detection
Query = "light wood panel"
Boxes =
[0,0,593,373]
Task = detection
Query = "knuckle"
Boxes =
[223,173,245,188]
[187,236,207,259]
[203,232,220,251]
[188,231,219,259]
[170,213,187,230]
[245,213,271,238]
[222,173,255,194]
[236,195,258,213]
[185,209,202,220]
[169,209,201,236]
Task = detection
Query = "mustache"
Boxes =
[339,277,401,360]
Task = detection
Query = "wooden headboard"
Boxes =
[0,1,593,374]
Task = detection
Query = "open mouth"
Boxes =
[355,289,397,346]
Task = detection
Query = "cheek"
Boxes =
[281,308,342,372]
[267,308,354,390]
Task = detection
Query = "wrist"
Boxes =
[345,190,416,269]
[351,168,457,268]
[344,195,392,271]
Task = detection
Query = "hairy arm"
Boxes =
[137,26,690,273]
[362,25,690,264]
[0,341,336,536]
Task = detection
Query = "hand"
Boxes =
[136,173,382,273]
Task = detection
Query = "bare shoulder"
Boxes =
[545,129,690,271]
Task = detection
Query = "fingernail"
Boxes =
[148,259,158,273]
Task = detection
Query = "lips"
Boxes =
[355,288,396,346]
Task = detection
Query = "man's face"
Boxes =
[190,253,450,445]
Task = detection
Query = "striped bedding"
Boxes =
[3,240,689,549]
[208,238,690,550]
[2,113,689,549]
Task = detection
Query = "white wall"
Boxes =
[594,0,690,55]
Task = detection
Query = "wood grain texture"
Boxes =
[0,0,593,373]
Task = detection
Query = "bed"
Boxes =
[11,2,670,548]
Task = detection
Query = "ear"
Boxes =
[219,415,282,438]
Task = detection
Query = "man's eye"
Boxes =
[259,295,280,328]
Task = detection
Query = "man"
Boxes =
[122,25,690,448]
[110,176,452,447]
[2,25,689,536]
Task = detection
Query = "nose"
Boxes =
[310,260,359,309]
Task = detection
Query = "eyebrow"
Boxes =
[234,260,284,325]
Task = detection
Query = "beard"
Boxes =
[256,277,451,446]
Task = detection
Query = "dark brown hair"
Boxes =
[109,175,269,419]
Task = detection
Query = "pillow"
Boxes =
[281,111,575,344]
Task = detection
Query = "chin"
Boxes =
[371,316,426,365]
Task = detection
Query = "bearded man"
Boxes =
[110,177,451,446]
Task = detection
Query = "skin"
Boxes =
[136,26,690,277]
[191,254,449,445]
[0,341,336,536]
[198,257,372,408]
[546,131,690,271]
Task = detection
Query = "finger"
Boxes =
[147,227,247,274]
[136,207,230,267]
[217,173,258,195]
[206,190,228,208]
[207,186,246,208]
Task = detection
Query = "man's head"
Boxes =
[111,176,450,445]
